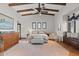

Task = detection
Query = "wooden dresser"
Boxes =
[0,32,19,52]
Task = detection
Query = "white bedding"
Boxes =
[28,34,49,43]
[29,34,48,39]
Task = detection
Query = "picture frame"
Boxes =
[37,22,41,29]
[0,13,14,30]
[32,22,36,29]
[42,22,47,29]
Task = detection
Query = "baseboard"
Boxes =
[20,37,26,39]
[49,39,56,41]
[49,39,63,42]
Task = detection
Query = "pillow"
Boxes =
[39,31,44,34]
[32,34,43,39]
[67,33,71,37]
[71,33,78,38]
[67,33,78,38]
[32,31,38,34]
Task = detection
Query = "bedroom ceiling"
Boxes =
[8,3,66,16]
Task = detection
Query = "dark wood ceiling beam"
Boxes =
[9,3,33,6]
[22,14,34,16]
[17,8,59,13]
[17,9,34,12]
[21,12,54,16]
[9,3,66,7]
[36,8,59,12]
[46,3,66,6]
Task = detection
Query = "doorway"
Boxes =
[17,23,21,39]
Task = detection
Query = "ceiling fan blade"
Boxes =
[46,3,66,6]
[41,13,55,16]
[43,8,59,12]
[17,9,34,12]
[9,3,33,6]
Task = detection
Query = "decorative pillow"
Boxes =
[67,33,71,37]
[32,30,38,34]
[67,33,78,38]
[39,31,44,34]
[32,34,43,39]
[70,33,78,38]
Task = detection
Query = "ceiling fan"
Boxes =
[9,3,66,16]
[34,3,48,15]
[16,3,57,16]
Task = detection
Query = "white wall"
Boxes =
[0,4,55,38]
[0,3,21,32]
[19,14,55,38]
[54,3,79,37]
[1,3,79,39]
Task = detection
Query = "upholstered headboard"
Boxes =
[29,30,45,34]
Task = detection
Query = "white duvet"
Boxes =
[28,34,49,40]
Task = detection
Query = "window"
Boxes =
[68,20,76,33]
[42,22,47,29]
[32,22,47,29]
[32,22,36,29]
[37,22,41,29]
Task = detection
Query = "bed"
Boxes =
[28,30,49,44]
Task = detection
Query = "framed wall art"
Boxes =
[0,13,14,30]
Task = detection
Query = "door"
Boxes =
[17,23,21,39]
